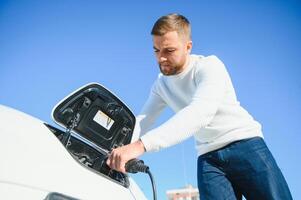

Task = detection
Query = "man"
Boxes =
[106,13,292,199]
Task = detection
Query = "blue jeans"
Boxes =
[197,137,292,200]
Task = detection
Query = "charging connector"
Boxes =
[125,159,157,200]
[125,159,149,173]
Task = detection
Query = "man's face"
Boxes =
[153,31,192,76]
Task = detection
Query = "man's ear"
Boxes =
[186,40,193,53]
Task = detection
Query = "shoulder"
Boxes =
[192,54,226,73]
[155,73,164,85]
[192,54,228,83]
[192,54,224,66]
[150,73,165,94]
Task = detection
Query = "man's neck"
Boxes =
[179,54,191,74]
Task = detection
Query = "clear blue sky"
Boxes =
[1,1,300,199]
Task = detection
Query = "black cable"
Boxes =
[146,169,157,200]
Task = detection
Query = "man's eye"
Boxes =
[154,49,159,53]
[167,49,175,53]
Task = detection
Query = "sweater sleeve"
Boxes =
[131,80,167,142]
[140,56,228,152]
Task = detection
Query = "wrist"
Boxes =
[137,138,146,153]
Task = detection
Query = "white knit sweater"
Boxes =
[134,54,263,156]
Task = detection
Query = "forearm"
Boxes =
[140,100,216,152]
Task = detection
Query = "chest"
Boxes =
[159,74,198,110]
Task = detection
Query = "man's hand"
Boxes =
[106,140,145,173]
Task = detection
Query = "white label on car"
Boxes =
[93,110,114,130]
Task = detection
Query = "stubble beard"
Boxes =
[159,64,182,76]
[159,58,187,76]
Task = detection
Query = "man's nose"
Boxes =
[158,55,167,63]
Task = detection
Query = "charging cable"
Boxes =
[125,159,157,200]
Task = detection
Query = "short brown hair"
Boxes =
[151,13,191,40]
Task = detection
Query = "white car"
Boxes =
[0,83,147,200]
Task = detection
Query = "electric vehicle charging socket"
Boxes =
[52,83,157,200]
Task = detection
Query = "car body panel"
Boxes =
[0,105,146,200]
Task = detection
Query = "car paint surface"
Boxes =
[0,105,147,200]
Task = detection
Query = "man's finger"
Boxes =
[110,152,117,170]
[114,153,122,170]
[119,161,126,173]
[106,155,111,166]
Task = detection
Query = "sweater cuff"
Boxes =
[140,134,158,152]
